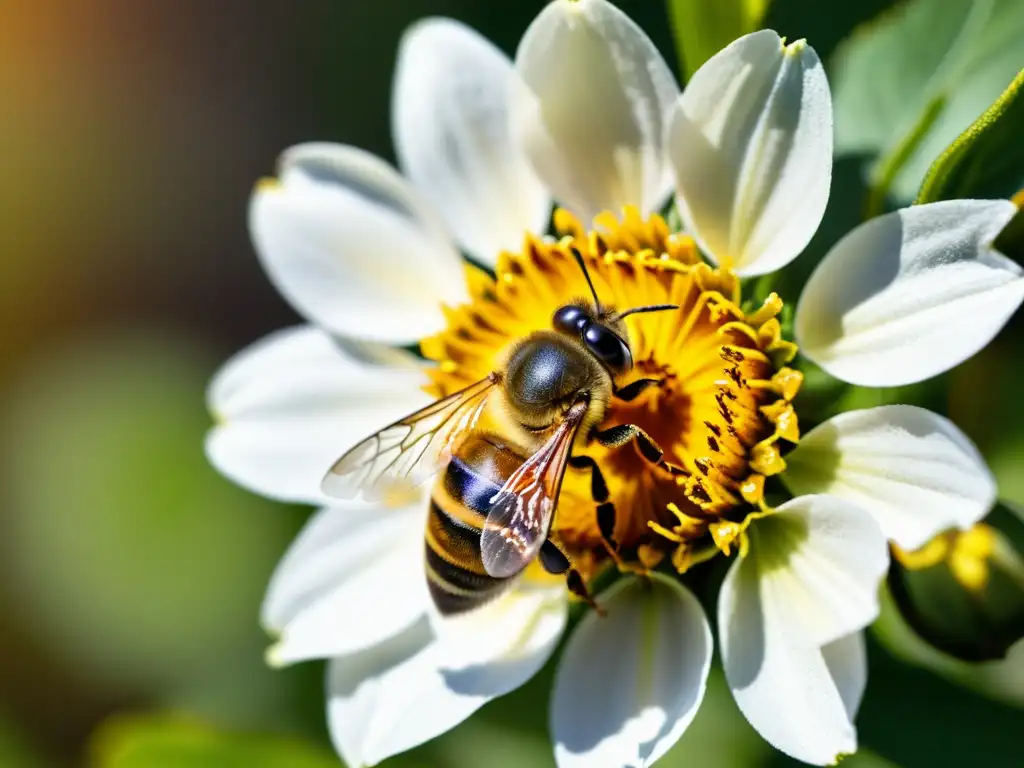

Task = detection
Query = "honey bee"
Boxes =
[322,251,678,615]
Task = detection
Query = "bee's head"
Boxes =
[552,303,632,376]
[552,248,677,376]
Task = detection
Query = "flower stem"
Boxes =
[863,95,946,220]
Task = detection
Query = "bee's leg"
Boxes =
[567,570,606,617]
[613,377,660,402]
[539,538,572,574]
[592,424,665,465]
[568,455,622,562]
[591,424,688,479]
[539,539,604,616]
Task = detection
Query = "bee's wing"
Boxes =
[480,400,590,579]
[322,373,499,501]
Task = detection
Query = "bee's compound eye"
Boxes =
[583,323,631,373]
[553,305,588,335]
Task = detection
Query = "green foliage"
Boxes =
[831,0,1024,204]
[950,340,1024,499]
[0,712,49,768]
[791,359,950,432]
[90,715,337,768]
[667,0,770,80]
[1,330,293,699]
[839,751,902,768]
[831,377,947,420]
[917,69,1024,203]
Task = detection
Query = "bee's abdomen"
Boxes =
[425,435,522,615]
[425,493,495,613]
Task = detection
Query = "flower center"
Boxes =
[420,208,803,580]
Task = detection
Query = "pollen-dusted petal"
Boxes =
[250,143,468,344]
[667,31,832,276]
[263,503,428,665]
[551,575,712,768]
[393,18,550,265]
[782,406,996,551]
[719,496,887,765]
[329,586,566,767]
[511,0,679,222]
[206,326,429,503]
[796,199,1023,386]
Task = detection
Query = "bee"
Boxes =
[322,251,678,615]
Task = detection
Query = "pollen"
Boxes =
[420,207,803,582]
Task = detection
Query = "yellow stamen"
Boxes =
[893,524,998,592]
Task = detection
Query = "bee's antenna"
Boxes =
[615,303,679,320]
[571,247,602,312]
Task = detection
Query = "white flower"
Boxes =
[207,2,1018,767]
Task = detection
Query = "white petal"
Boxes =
[429,583,568,674]
[821,632,867,723]
[719,496,887,764]
[326,620,433,768]
[783,406,997,551]
[754,496,888,646]
[330,586,566,767]
[393,18,551,265]
[206,326,429,503]
[551,575,712,768]
[667,31,832,276]
[796,199,1023,386]
[511,0,679,222]
[262,502,429,665]
[250,143,468,344]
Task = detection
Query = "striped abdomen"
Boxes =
[426,433,525,615]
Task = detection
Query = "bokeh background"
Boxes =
[0,1,1021,766]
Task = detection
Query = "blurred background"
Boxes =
[0,0,1021,766]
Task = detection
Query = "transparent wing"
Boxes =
[480,400,590,579]
[321,374,499,501]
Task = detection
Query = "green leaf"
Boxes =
[90,715,338,768]
[667,0,770,80]
[917,69,1024,203]
[832,0,1024,204]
